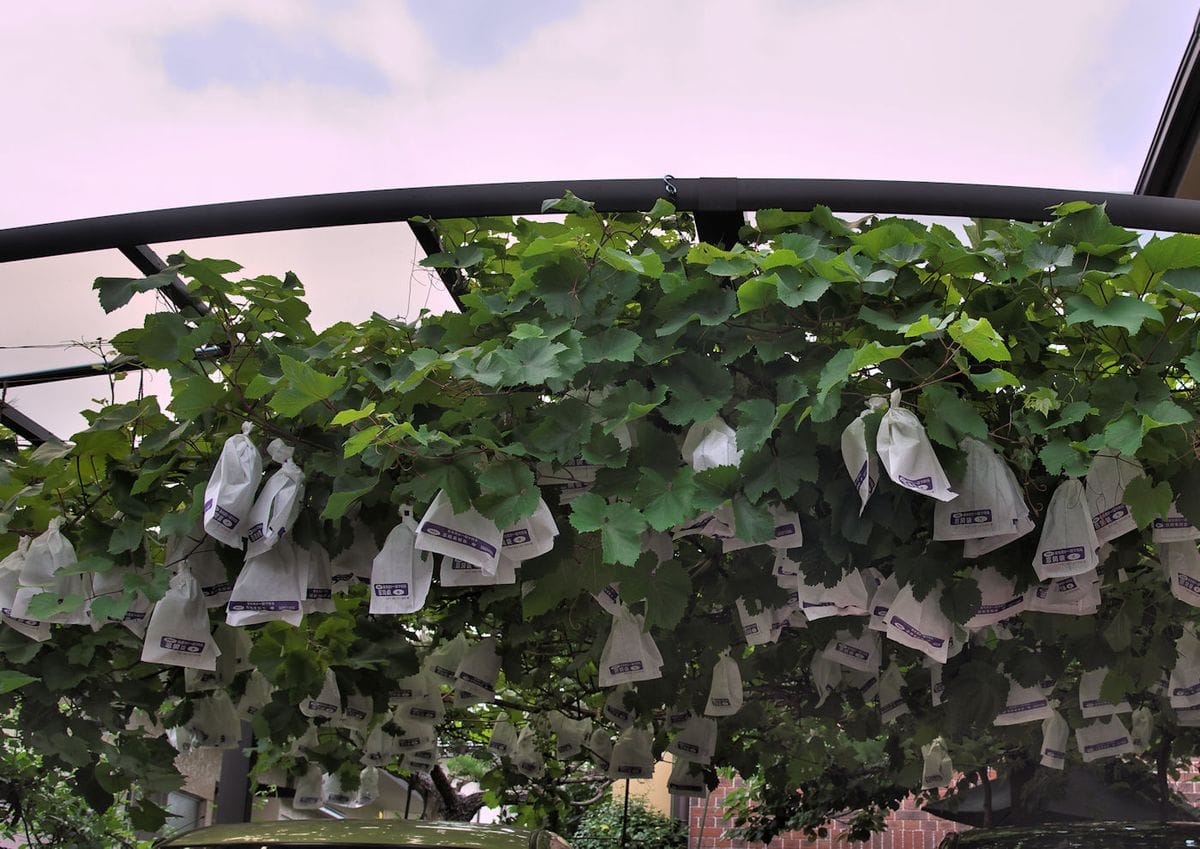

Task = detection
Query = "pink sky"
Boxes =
[1,0,1196,435]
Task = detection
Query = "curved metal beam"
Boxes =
[5,178,1200,264]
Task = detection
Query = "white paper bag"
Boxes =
[329,525,377,592]
[921,738,953,789]
[963,457,1035,558]
[237,670,273,720]
[185,691,241,748]
[1079,667,1131,718]
[879,661,909,723]
[513,726,545,779]
[593,582,623,615]
[722,505,803,553]
[322,771,353,806]
[400,675,445,725]
[587,727,614,771]
[439,555,517,587]
[1040,711,1069,770]
[336,693,373,734]
[1153,503,1200,544]
[226,540,305,626]
[668,758,710,799]
[963,568,1027,629]
[500,498,559,563]
[1131,706,1153,752]
[667,715,717,764]
[186,547,235,609]
[300,669,342,719]
[202,423,263,547]
[885,584,952,664]
[1075,716,1134,762]
[1161,542,1200,607]
[13,517,89,625]
[1026,570,1102,616]
[362,722,398,767]
[841,398,884,515]
[603,686,637,728]
[549,712,591,759]
[353,767,381,808]
[682,416,742,471]
[292,764,326,810]
[302,545,336,614]
[1085,450,1142,543]
[821,629,881,673]
[737,598,777,646]
[672,511,733,541]
[608,726,655,780]
[797,567,870,620]
[142,569,218,670]
[810,655,842,707]
[488,713,519,757]
[993,677,1052,726]
[705,651,743,716]
[868,573,900,632]
[370,509,433,614]
[876,389,956,501]
[926,658,945,707]
[0,540,49,642]
[245,440,305,558]
[599,606,663,687]
[424,634,468,685]
[934,439,1022,541]
[416,490,503,574]
[1169,629,1200,709]
[453,636,501,705]
[1033,479,1099,581]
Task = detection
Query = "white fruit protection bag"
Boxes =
[1162,542,1200,607]
[292,765,326,810]
[1026,571,1102,616]
[488,714,518,757]
[167,523,234,607]
[587,728,614,771]
[1040,711,1069,770]
[810,655,842,707]
[244,440,305,558]
[513,726,545,779]
[237,670,273,720]
[921,738,953,789]
[848,668,880,701]
[934,439,1021,541]
[1131,706,1153,752]
[416,491,503,574]
[737,598,777,646]
[1075,716,1134,763]
[549,712,591,759]
[202,423,263,547]
[453,636,501,706]
[300,669,342,719]
[336,693,373,734]
[821,629,881,673]
[12,517,90,625]
[370,508,433,614]
[185,691,242,748]
[878,661,909,723]
[1033,479,1099,581]
[593,582,623,615]
[705,650,743,716]
[963,459,1035,558]
[1079,667,1131,718]
[1085,450,1142,544]
[439,556,517,588]
[302,545,336,614]
[721,504,802,554]
[603,686,637,728]
[841,397,885,515]
[797,567,870,620]
[868,573,900,632]
[668,758,710,799]
[599,606,663,687]
[142,569,219,670]
[993,677,1052,726]
[226,540,305,626]
[1170,629,1200,709]
[667,715,717,764]
[423,634,469,685]
[885,584,952,664]
[329,525,378,592]
[1153,503,1200,544]
[926,658,945,707]
[875,389,956,501]
[500,498,558,563]
[0,539,50,642]
[608,726,655,780]
[963,568,1027,629]
[682,416,742,471]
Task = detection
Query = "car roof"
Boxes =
[157,819,547,848]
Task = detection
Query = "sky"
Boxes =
[0,0,1197,436]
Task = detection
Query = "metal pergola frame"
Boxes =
[7,176,1200,446]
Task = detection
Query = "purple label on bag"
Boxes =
[343,706,368,720]
[160,636,205,653]
[246,523,264,542]
[490,742,509,754]
[1082,698,1126,709]
[898,474,933,491]
[880,698,905,714]
[854,461,869,490]
[1179,574,1200,595]
[603,585,620,601]
[999,699,1048,715]
[503,529,531,546]
[451,559,480,571]
[1093,504,1129,529]
[409,707,438,719]
[743,623,760,635]
[1043,748,1066,759]
[606,705,630,721]
[710,698,731,707]
[2,609,42,627]
[1173,682,1200,698]
[1154,516,1194,530]
[432,665,456,679]
[675,741,700,754]
[858,676,879,692]
[331,572,355,584]
[211,504,239,530]
[373,582,409,597]
[608,660,644,675]
[873,604,890,617]
[1084,736,1130,754]
[669,711,689,725]
[306,588,332,599]
[123,610,147,621]
[459,671,495,693]
[774,523,796,538]
[835,642,870,661]
[975,596,1024,615]
[305,700,338,714]
[616,766,646,776]
[202,581,233,597]
[888,615,945,648]
[421,523,497,557]
[228,600,300,611]
[1041,546,1086,565]
[950,509,992,525]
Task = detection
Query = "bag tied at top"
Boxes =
[1033,479,1099,581]
[599,606,663,687]
[1040,711,1069,770]
[934,439,1025,542]
[415,490,503,574]
[142,569,219,671]
[876,390,956,501]
[244,440,305,558]
[454,636,501,706]
[705,650,743,716]
[1085,449,1143,544]
[1075,716,1134,763]
[226,540,305,627]
[370,508,433,615]
[841,397,885,515]
[885,584,952,664]
[921,738,953,789]
[993,676,1052,726]
[202,423,263,548]
[682,416,742,472]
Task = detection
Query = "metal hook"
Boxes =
[663,174,678,196]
